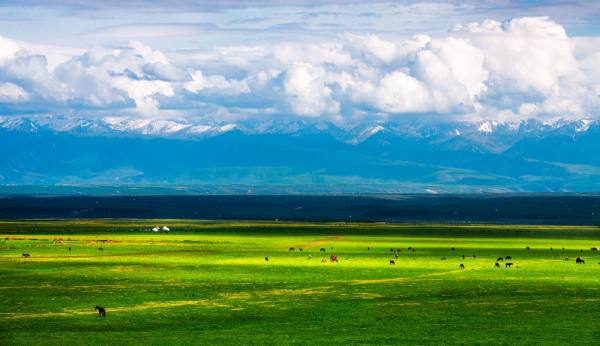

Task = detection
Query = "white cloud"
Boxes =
[0,16,598,124]
[0,82,27,102]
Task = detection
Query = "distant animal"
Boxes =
[95,306,106,317]
[564,257,569,261]
[576,257,585,264]
[367,247,370,251]
[495,262,500,268]
[390,248,395,252]
[580,249,584,254]
[526,246,530,250]
[395,254,399,259]
[562,248,565,251]
[451,247,455,251]
[550,247,553,251]
[505,262,513,268]
[298,248,303,252]
[459,264,465,269]
[288,247,295,251]
[441,258,446,260]
[98,247,103,251]
[472,255,476,258]
[408,247,412,250]
[462,255,465,259]
[505,256,512,260]
[21,253,30,258]
[264,256,269,262]
[320,248,326,252]
[68,247,71,251]
[389,260,395,265]
[496,257,503,262]
[591,247,598,252]
[330,255,338,263]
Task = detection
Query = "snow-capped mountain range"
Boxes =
[1,115,599,192]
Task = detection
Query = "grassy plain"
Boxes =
[1,220,600,345]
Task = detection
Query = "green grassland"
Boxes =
[1,220,600,345]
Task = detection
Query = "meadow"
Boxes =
[1,219,600,345]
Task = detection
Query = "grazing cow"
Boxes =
[330,255,338,263]
[389,260,395,265]
[21,253,30,258]
[591,247,598,252]
[95,306,106,317]
[441,258,446,261]
[264,256,269,262]
[505,262,513,268]
[505,256,512,260]
[496,257,503,262]
[289,247,295,251]
[459,264,465,269]
[495,262,500,268]
[98,247,103,251]
[576,257,585,264]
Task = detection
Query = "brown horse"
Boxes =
[95,306,106,317]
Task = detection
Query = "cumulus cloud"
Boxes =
[0,17,598,123]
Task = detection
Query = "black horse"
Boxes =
[95,306,106,317]
[505,262,513,268]
[389,260,396,265]
[576,257,585,264]
[459,264,465,269]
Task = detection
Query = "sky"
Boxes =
[0,0,599,125]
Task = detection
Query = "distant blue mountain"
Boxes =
[0,115,599,192]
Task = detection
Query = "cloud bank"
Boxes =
[0,16,598,124]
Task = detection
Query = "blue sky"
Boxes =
[0,0,599,124]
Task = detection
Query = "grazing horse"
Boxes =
[576,257,585,264]
[505,262,513,268]
[389,260,395,265]
[495,262,500,268]
[459,264,465,269]
[525,246,530,250]
[288,247,295,251]
[95,306,106,317]
[320,248,326,252]
[505,256,512,260]
[390,248,395,252]
[591,247,598,252]
[21,253,30,258]
[496,257,503,262]
[330,255,338,263]
[264,256,269,262]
